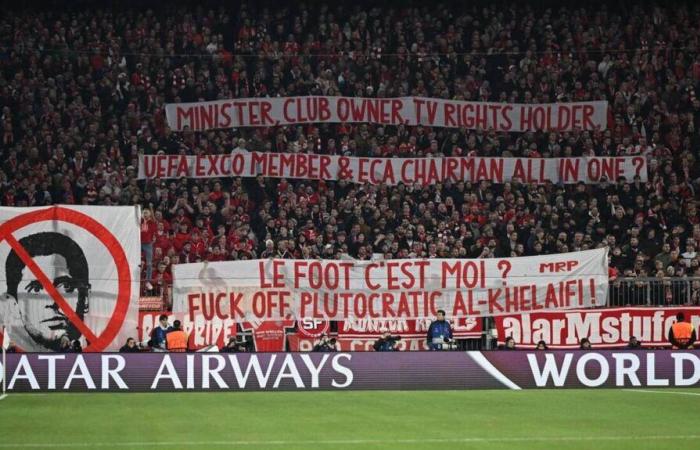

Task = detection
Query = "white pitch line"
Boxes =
[629,389,700,397]
[0,394,6,401]
[0,435,699,448]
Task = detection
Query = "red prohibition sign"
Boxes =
[0,206,131,351]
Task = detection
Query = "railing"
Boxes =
[608,276,700,307]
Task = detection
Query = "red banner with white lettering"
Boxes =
[138,311,294,351]
[494,307,700,349]
[289,317,481,351]
[337,317,481,338]
[165,97,607,132]
[138,153,647,184]
[287,335,434,351]
[172,249,608,324]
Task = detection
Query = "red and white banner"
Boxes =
[0,206,140,352]
[337,317,481,339]
[138,311,294,352]
[288,335,433,351]
[172,249,608,324]
[495,307,700,349]
[138,153,647,184]
[289,317,481,351]
[165,97,608,132]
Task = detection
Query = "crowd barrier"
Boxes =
[609,277,700,307]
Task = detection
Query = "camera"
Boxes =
[221,333,254,353]
[313,334,338,352]
[373,334,401,351]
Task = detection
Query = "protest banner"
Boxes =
[288,317,483,351]
[495,307,700,349]
[138,313,482,351]
[0,206,140,352]
[165,96,608,132]
[138,153,647,184]
[172,249,608,324]
[288,335,440,351]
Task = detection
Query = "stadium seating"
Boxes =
[0,1,698,309]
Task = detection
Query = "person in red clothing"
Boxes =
[153,210,171,234]
[206,245,227,262]
[153,222,173,255]
[151,262,173,308]
[172,223,191,252]
[190,230,207,258]
[140,209,157,282]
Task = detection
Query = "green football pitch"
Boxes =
[0,389,698,450]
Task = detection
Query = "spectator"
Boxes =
[535,340,548,351]
[140,209,157,285]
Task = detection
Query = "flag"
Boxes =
[1,327,9,350]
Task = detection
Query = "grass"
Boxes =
[0,389,698,449]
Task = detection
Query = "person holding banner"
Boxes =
[427,310,453,351]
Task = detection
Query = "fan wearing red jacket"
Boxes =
[151,261,173,308]
[141,209,157,281]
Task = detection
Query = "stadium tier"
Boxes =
[0,1,698,357]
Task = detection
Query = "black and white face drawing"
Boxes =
[4,232,90,351]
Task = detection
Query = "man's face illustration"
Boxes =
[15,254,85,347]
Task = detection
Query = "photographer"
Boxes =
[220,336,250,353]
[313,334,338,352]
[119,337,141,353]
[373,331,401,351]
[427,310,453,350]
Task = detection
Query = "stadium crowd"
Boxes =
[0,1,700,309]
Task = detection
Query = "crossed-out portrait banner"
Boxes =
[0,206,141,352]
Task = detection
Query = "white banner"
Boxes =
[138,153,647,184]
[165,97,608,132]
[0,206,140,352]
[172,249,609,322]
